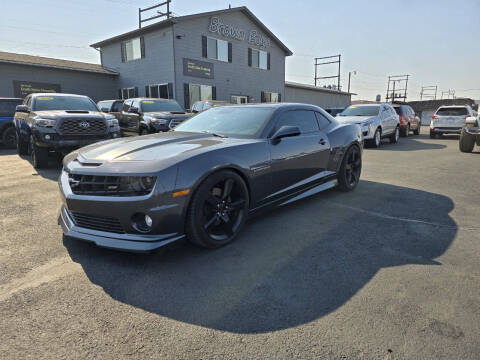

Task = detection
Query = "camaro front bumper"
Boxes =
[58,169,186,252]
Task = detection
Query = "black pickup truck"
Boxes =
[14,93,121,168]
[116,98,192,136]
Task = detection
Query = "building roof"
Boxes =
[0,51,118,75]
[285,81,355,96]
[90,6,293,56]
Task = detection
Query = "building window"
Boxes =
[184,83,216,110]
[121,37,145,62]
[250,49,269,70]
[207,37,229,62]
[121,87,137,99]
[262,91,281,103]
[146,83,172,99]
[231,95,248,104]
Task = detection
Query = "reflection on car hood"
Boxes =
[336,116,376,124]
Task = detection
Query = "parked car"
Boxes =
[459,115,480,153]
[58,103,363,252]
[392,104,421,136]
[337,103,400,147]
[0,98,23,148]
[191,100,229,113]
[97,99,124,115]
[430,105,475,138]
[14,93,121,168]
[118,98,192,136]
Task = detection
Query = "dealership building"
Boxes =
[0,6,352,109]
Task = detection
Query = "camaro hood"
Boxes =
[336,116,375,124]
[64,131,255,174]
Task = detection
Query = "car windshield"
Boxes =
[33,96,98,111]
[0,99,23,116]
[174,106,276,138]
[141,100,184,113]
[436,107,468,116]
[98,101,113,110]
[339,105,380,117]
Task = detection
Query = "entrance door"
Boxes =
[231,95,248,104]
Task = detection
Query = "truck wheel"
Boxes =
[459,129,475,153]
[140,128,149,136]
[2,126,17,149]
[30,135,49,168]
[16,132,29,155]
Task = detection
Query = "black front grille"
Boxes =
[68,174,156,197]
[69,210,125,234]
[60,118,106,135]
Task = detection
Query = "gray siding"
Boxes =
[172,11,286,107]
[0,63,117,101]
[99,26,175,97]
[285,86,351,109]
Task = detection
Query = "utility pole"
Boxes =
[420,86,438,100]
[347,71,356,93]
[386,75,409,103]
[314,55,341,90]
[139,0,172,28]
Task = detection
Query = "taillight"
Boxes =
[432,115,437,120]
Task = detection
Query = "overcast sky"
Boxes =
[1,0,479,101]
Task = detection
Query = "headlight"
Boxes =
[34,117,56,127]
[107,118,119,127]
[151,118,168,125]
[362,119,374,127]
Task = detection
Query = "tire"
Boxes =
[2,126,17,149]
[401,123,410,137]
[30,135,49,169]
[413,124,420,135]
[338,145,362,192]
[16,132,29,155]
[139,128,149,136]
[390,126,400,144]
[367,128,382,148]
[429,133,436,139]
[186,170,249,248]
[459,129,475,153]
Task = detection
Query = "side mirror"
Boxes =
[101,107,110,113]
[465,116,477,125]
[129,106,139,114]
[271,125,301,143]
[15,105,29,113]
[192,109,199,113]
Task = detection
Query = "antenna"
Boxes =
[386,75,409,103]
[314,55,341,90]
[139,1,172,28]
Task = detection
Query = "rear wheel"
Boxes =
[30,135,48,168]
[338,145,362,192]
[459,129,475,153]
[413,124,420,135]
[186,170,249,248]
[390,126,400,144]
[401,123,410,137]
[16,132,29,155]
[429,133,436,139]
[2,126,17,148]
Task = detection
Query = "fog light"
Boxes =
[145,215,152,228]
[45,134,51,140]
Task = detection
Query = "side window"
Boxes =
[122,99,132,112]
[131,100,140,111]
[112,101,123,113]
[314,112,331,130]
[275,110,319,134]
[24,96,31,108]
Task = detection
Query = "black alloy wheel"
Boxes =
[338,145,362,192]
[187,170,249,248]
[2,127,17,149]
[29,135,48,169]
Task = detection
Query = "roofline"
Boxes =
[285,81,355,95]
[0,58,118,75]
[90,6,293,56]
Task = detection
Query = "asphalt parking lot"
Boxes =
[1,127,479,359]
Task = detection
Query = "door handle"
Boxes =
[319,138,326,145]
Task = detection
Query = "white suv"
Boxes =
[430,105,476,138]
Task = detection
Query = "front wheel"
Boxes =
[139,128,149,136]
[338,145,362,192]
[186,170,249,248]
[390,126,400,144]
[16,132,29,155]
[459,129,475,153]
[2,127,17,149]
[367,128,382,148]
[30,135,49,168]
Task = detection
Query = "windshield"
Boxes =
[436,107,468,116]
[141,100,184,113]
[339,105,380,117]
[33,96,98,111]
[174,106,275,138]
[98,101,113,111]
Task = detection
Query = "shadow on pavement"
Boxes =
[64,180,457,334]
[372,133,447,151]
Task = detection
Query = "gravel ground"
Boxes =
[1,127,479,359]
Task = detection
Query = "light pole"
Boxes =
[348,71,356,93]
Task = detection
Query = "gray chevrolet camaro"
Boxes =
[59,103,363,252]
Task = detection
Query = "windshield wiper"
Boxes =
[200,131,228,138]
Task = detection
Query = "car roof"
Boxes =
[0,97,23,101]
[98,99,123,102]
[438,105,470,108]
[349,103,382,107]
[130,97,177,102]
[30,93,89,98]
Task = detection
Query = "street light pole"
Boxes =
[347,71,356,93]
